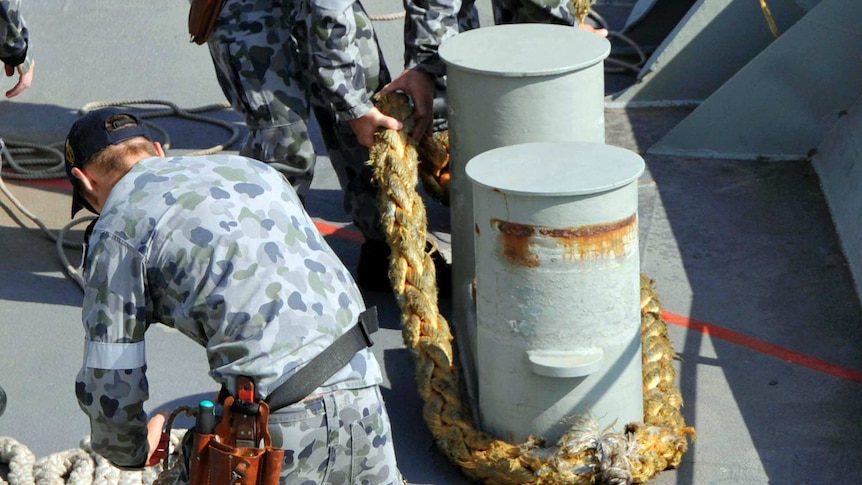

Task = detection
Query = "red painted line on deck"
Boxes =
[20,175,364,242]
[27,179,70,190]
[313,220,364,243]
[313,209,862,384]
[10,177,70,190]
[662,310,862,383]
[22,174,848,383]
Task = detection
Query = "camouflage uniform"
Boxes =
[75,153,401,482]
[403,0,576,73]
[403,0,576,130]
[207,0,391,242]
[403,0,462,76]
[489,0,575,26]
[0,0,32,74]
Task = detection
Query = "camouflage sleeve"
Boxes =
[308,0,372,120]
[403,0,461,76]
[492,0,575,26]
[0,0,31,72]
[75,231,151,468]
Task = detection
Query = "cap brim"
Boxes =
[70,187,85,218]
[70,181,97,218]
[71,191,84,217]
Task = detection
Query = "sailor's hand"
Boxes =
[379,69,435,142]
[5,58,34,98]
[349,107,403,147]
[578,23,608,38]
[145,410,169,467]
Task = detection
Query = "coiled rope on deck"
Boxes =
[0,431,184,485]
[0,100,237,290]
[369,93,694,484]
[78,100,239,157]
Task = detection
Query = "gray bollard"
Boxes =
[466,141,645,443]
[439,24,611,419]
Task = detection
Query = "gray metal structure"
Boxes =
[649,0,862,160]
[440,25,610,423]
[812,95,862,304]
[646,0,862,298]
[607,0,818,107]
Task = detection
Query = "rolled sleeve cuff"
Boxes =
[339,100,372,121]
[109,459,147,471]
[1,45,27,68]
[18,53,31,74]
[405,56,445,77]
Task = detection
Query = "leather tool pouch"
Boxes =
[188,0,227,45]
[190,379,285,484]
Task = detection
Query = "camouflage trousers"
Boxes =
[208,0,389,241]
[268,385,402,484]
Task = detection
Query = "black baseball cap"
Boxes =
[64,107,152,217]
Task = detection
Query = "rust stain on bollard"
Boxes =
[495,220,539,267]
[544,214,637,261]
[494,214,637,266]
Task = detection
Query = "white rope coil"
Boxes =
[0,432,185,485]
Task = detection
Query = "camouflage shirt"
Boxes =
[0,0,31,71]
[403,0,461,76]
[305,0,378,120]
[75,154,381,468]
[403,0,578,75]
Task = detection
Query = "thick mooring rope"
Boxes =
[369,93,694,484]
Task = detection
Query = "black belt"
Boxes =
[264,306,378,412]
